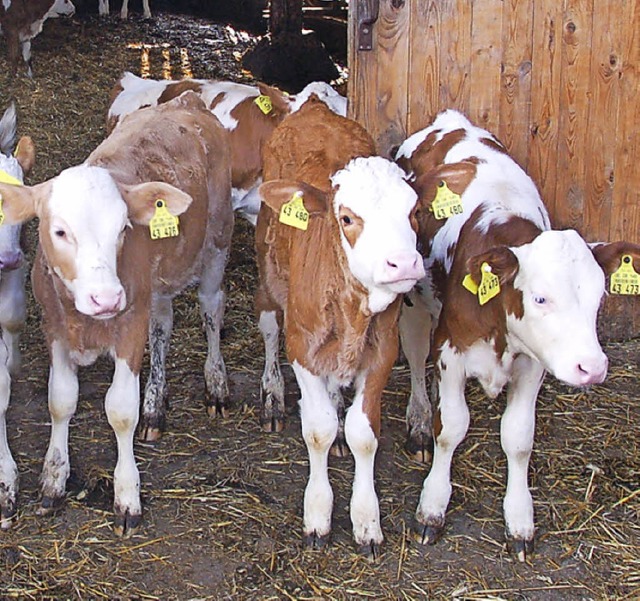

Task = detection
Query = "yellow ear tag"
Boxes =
[462,273,479,294]
[0,194,4,227]
[0,170,23,186]
[477,262,500,305]
[149,199,179,240]
[254,95,273,115]
[610,254,640,295]
[431,180,464,220]
[279,191,309,230]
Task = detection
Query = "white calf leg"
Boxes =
[345,384,382,552]
[0,267,27,375]
[501,354,544,560]
[399,293,434,461]
[21,41,33,78]
[0,342,17,528]
[294,361,338,547]
[415,343,468,543]
[39,340,78,512]
[258,310,285,431]
[140,293,172,440]
[106,358,141,537]
[199,247,230,418]
[120,0,129,18]
[98,0,109,15]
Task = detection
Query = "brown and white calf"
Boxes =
[256,99,424,555]
[395,109,640,560]
[0,0,75,76]
[0,103,35,528]
[0,92,233,535]
[98,0,151,19]
[107,72,347,225]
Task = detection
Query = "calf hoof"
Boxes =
[506,534,534,562]
[412,517,444,545]
[303,530,330,550]
[405,430,434,464]
[206,395,229,419]
[260,412,284,433]
[36,495,65,517]
[356,540,381,560]
[113,510,142,538]
[139,425,163,442]
[138,414,166,442]
[329,435,350,458]
[0,501,17,530]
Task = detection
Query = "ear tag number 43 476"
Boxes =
[149,199,180,240]
[610,254,640,295]
[431,180,463,220]
[279,191,309,231]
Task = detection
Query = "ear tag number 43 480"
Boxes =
[610,254,640,295]
[279,191,309,231]
[149,199,180,240]
[431,180,463,220]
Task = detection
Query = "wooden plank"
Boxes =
[528,0,563,219]
[553,0,593,230]
[498,0,534,170]
[406,0,440,136]
[467,0,503,133]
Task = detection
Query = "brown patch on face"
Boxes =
[337,205,363,248]
[38,210,79,285]
[158,80,204,104]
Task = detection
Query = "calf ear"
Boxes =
[591,241,640,275]
[413,161,478,209]
[14,136,35,176]
[259,180,328,216]
[466,246,520,286]
[119,181,193,225]
[257,83,291,116]
[0,180,44,224]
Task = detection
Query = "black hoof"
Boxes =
[356,540,381,560]
[138,414,166,442]
[37,495,65,516]
[113,510,142,538]
[412,517,444,545]
[506,534,534,562]
[206,394,230,419]
[303,531,330,550]
[329,435,349,458]
[405,431,434,464]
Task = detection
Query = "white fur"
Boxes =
[99,0,150,19]
[290,81,347,116]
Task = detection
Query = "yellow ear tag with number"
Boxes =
[610,254,640,295]
[431,180,464,220]
[279,191,309,230]
[477,262,500,305]
[149,199,179,240]
[0,171,23,226]
[254,95,273,115]
[462,273,479,294]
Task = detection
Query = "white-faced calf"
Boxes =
[396,109,640,560]
[0,92,233,535]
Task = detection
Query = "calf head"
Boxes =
[260,156,425,313]
[288,81,347,116]
[46,0,76,18]
[467,229,640,387]
[0,164,191,319]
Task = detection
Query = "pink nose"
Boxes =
[383,251,425,283]
[0,250,23,271]
[575,354,609,385]
[89,288,124,315]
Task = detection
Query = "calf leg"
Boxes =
[329,383,348,457]
[140,293,172,441]
[414,345,468,544]
[0,267,27,374]
[294,361,338,548]
[98,0,109,15]
[20,40,33,78]
[106,358,142,537]
[199,247,230,418]
[142,0,152,19]
[501,354,544,561]
[38,341,78,514]
[345,380,383,557]
[258,309,285,432]
[399,295,434,462]
[0,343,16,529]
[120,0,129,18]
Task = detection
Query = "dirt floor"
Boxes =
[0,10,638,601]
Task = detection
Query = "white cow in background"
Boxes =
[98,0,151,19]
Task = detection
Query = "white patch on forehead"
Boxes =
[290,82,347,116]
[331,156,416,217]
[204,82,260,130]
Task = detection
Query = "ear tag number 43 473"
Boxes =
[610,254,640,295]
[149,199,180,240]
[462,262,500,305]
[431,180,463,220]
[255,95,273,115]
[279,191,309,231]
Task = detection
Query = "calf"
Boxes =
[256,99,424,555]
[0,102,36,528]
[0,92,233,535]
[107,72,347,226]
[0,0,75,77]
[98,0,151,19]
[396,109,640,560]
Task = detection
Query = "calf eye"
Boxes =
[341,215,352,226]
[534,296,546,305]
[55,229,66,239]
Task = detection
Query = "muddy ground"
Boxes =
[0,10,638,601]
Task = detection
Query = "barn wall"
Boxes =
[348,0,640,340]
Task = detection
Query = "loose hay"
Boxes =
[0,10,638,601]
